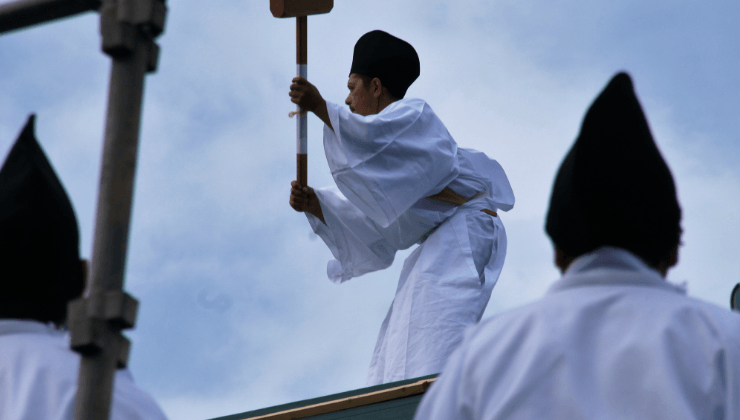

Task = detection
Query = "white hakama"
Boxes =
[306,99,515,385]
[415,247,740,419]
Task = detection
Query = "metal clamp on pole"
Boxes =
[68,291,137,366]
[71,1,167,419]
[100,0,165,71]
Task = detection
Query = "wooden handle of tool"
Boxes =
[297,16,307,64]
[296,16,307,187]
[297,153,307,186]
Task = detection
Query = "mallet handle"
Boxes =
[296,16,307,187]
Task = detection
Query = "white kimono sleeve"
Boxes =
[323,99,460,228]
[306,186,397,283]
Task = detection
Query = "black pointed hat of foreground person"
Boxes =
[545,72,682,266]
[0,115,83,325]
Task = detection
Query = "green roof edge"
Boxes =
[207,373,438,420]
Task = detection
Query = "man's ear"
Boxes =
[656,243,679,277]
[670,244,679,267]
[371,77,383,98]
[554,246,575,274]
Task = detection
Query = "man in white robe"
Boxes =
[414,73,740,419]
[0,116,168,420]
[289,30,515,385]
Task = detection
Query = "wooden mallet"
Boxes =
[271,0,333,188]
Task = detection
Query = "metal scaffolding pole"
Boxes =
[65,0,166,419]
[0,0,99,34]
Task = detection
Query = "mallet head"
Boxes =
[270,0,333,18]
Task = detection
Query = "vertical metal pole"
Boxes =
[70,0,166,418]
[296,15,307,187]
[92,19,148,296]
[73,23,147,420]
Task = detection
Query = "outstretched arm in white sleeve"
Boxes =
[289,181,397,283]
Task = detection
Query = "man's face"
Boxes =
[345,74,376,116]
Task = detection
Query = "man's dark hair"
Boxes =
[350,30,420,99]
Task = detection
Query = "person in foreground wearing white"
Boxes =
[0,116,168,420]
[414,72,740,419]
[288,30,515,385]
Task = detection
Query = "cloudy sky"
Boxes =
[1,0,738,418]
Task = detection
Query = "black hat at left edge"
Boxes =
[0,115,83,325]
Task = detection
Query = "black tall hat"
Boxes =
[0,115,83,324]
[349,30,420,99]
[545,72,681,266]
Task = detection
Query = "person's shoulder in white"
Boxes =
[417,249,740,419]
[0,320,167,420]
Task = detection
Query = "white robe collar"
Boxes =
[0,319,64,337]
[547,246,686,295]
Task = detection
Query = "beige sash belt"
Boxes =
[427,188,498,217]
